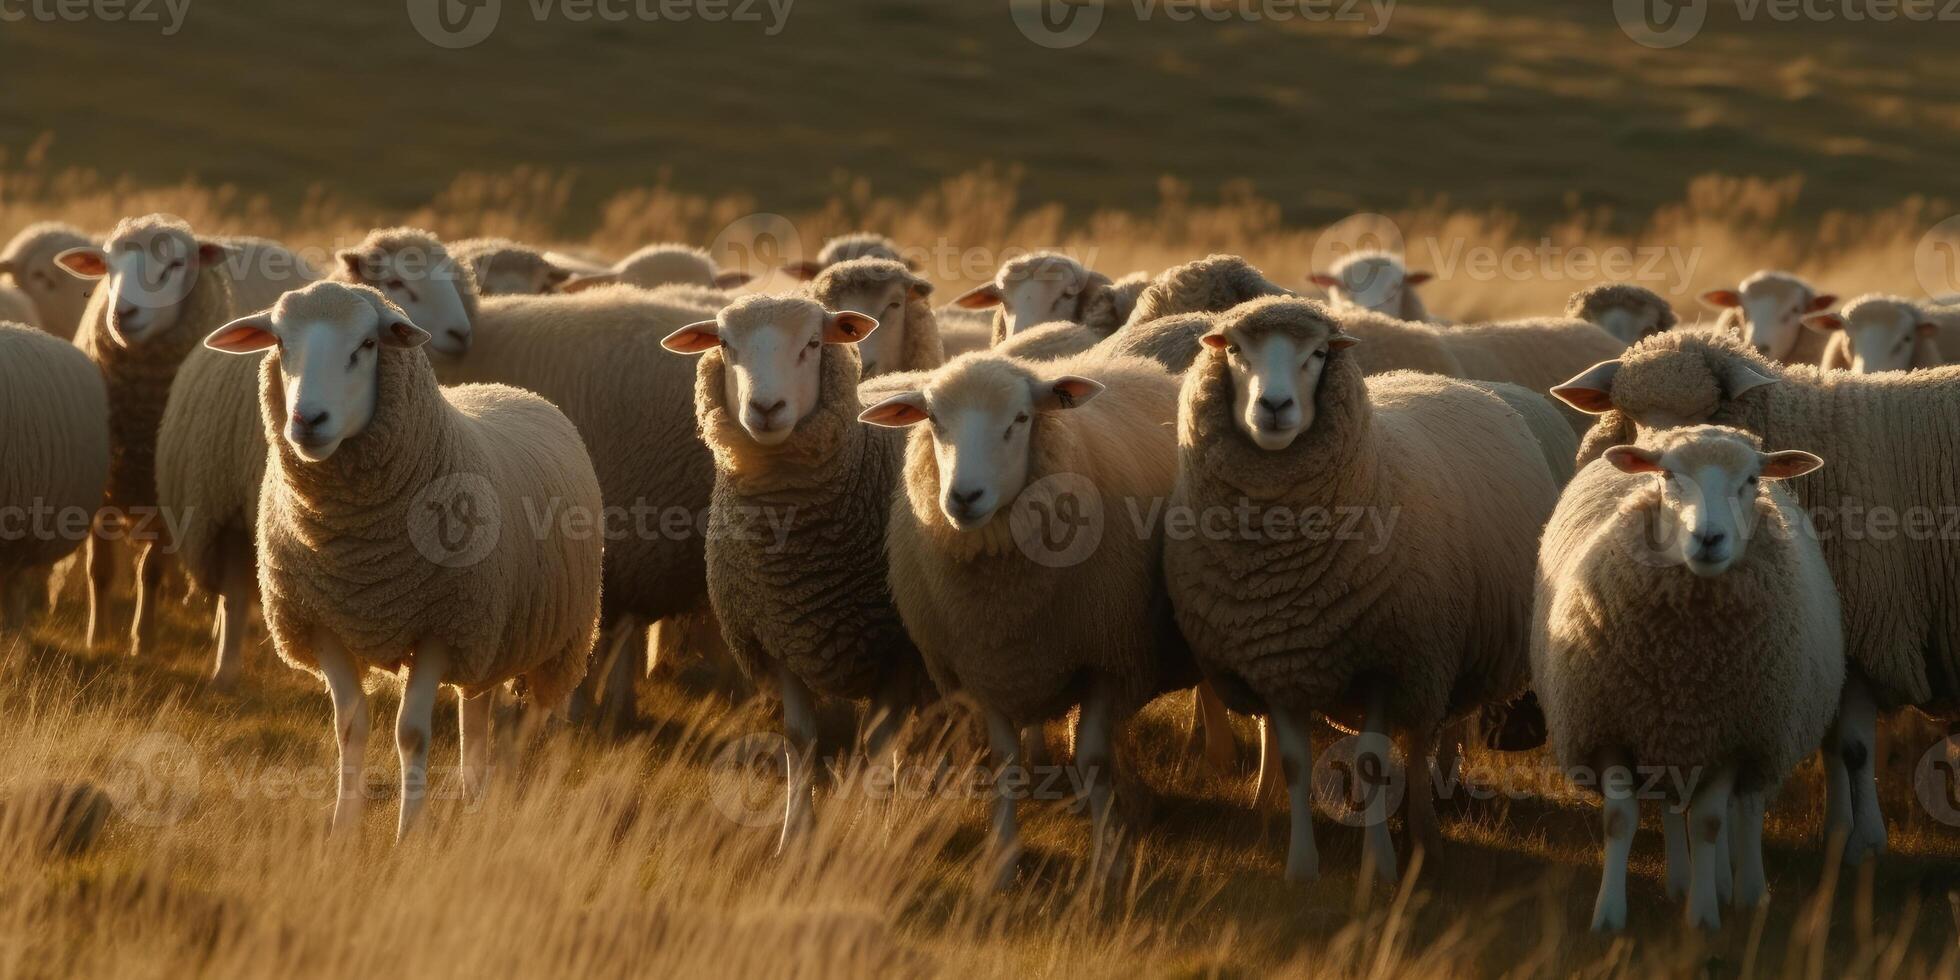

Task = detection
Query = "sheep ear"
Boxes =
[661,320,722,354]
[1308,273,1339,289]
[1327,331,1361,350]
[782,260,825,281]
[712,270,754,290]
[206,313,279,354]
[1551,360,1622,414]
[1199,330,1231,350]
[195,240,238,266]
[953,283,1002,309]
[859,391,928,428]
[561,273,622,294]
[1033,375,1103,412]
[376,315,431,349]
[1760,450,1823,480]
[1803,312,1845,332]
[1917,321,1940,339]
[1404,270,1433,286]
[55,247,109,280]
[1720,358,1779,400]
[1603,446,1663,475]
[1700,289,1742,309]
[1807,293,1838,313]
[335,249,367,280]
[906,277,934,301]
[824,310,879,344]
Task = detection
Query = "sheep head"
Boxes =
[1803,294,1941,374]
[1699,270,1836,362]
[335,228,474,357]
[663,293,876,447]
[1309,251,1430,319]
[1199,297,1357,452]
[58,214,235,347]
[953,252,1107,338]
[1603,425,1822,578]
[809,258,931,378]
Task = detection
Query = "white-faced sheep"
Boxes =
[449,237,575,295]
[1805,294,1960,373]
[565,243,755,293]
[0,322,109,627]
[782,232,911,281]
[1564,283,1681,345]
[1533,425,1841,930]
[207,281,602,840]
[662,294,929,843]
[1555,330,1960,863]
[804,258,944,376]
[1163,297,1560,885]
[860,348,1199,889]
[1699,270,1838,365]
[1309,250,1436,322]
[2,222,95,339]
[950,252,1147,343]
[156,227,475,686]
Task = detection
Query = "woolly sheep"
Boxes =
[860,348,1199,889]
[1532,426,1841,930]
[565,243,755,293]
[1805,294,1960,373]
[1163,297,1559,885]
[0,322,109,627]
[1700,270,1838,365]
[949,252,1145,342]
[156,227,475,686]
[1126,253,1290,327]
[1553,330,1960,862]
[662,295,929,842]
[0,222,94,339]
[1564,283,1680,345]
[1427,316,1629,435]
[782,231,912,280]
[208,281,602,840]
[804,258,944,376]
[449,237,575,295]
[1309,250,1436,322]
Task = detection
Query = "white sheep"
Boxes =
[1309,250,1436,322]
[449,237,575,295]
[565,243,755,293]
[0,222,95,339]
[804,258,944,376]
[1532,425,1841,930]
[782,232,911,281]
[1564,283,1681,344]
[208,281,603,840]
[1164,297,1560,885]
[0,322,109,626]
[1803,294,1960,373]
[1699,270,1838,365]
[949,252,1146,342]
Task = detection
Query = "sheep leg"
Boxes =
[1269,706,1319,883]
[1077,678,1124,885]
[459,688,494,802]
[395,642,449,843]
[1405,724,1442,856]
[1834,673,1887,864]
[127,541,162,659]
[596,614,645,733]
[1591,752,1638,932]
[83,532,113,649]
[314,633,369,836]
[1188,681,1238,773]
[1661,807,1691,901]
[209,550,253,690]
[1685,765,1734,930]
[1707,791,1733,906]
[984,710,1024,892]
[1253,716,1287,810]
[1732,791,1767,909]
[1358,691,1398,885]
[776,662,818,852]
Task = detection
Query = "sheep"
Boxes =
[1163,296,1560,885]
[1425,316,1629,435]
[782,231,911,280]
[1308,250,1437,322]
[860,348,1199,889]
[1553,329,1960,863]
[662,294,928,843]
[0,222,94,339]
[0,285,36,331]
[804,258,944,376]
[156,227,476,686]
[1699,270,1838,365]
[207,281,602,840]
[565,243,755,293]
[0,322,109,627]
[1564,283,1681,344]
[449,237,575,295]
[1804,294,1960,373]
[1126,253,1291,327]
[1533,425,1841,930]
[991,321,1104,362]
[949,252,1146,342]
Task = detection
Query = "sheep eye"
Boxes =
[885,301,901,313]
[1014,413,1028,424]
[1225,344,1241,356]
[807,337,821,350]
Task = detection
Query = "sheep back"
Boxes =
[0,323,108,573]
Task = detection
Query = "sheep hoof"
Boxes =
[1283,857,1319,885]
[1589,899,1627,933]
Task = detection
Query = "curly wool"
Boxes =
[1125,254,1292,327]
[806,258,946,373]
[0,323,108,574]
[1564,283,1679,340]
[256,313,601,705]
[1533,429,1842,794]
[887,351,1195,724]
[693,341,922,699]
[1572,330,1960,710]
[1164,298,1554,730]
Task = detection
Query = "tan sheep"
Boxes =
[950,252,1145,342]
[0,222,95,339]
[1804,294,1960,373]
[0,322,109,627]
[1309,250,1437,322]
[565,243,755,293]
[1564,283,1681,345]
[449,237,575,295]
[1699,270,1838,365]
[782,231,911,281]
[804,258,944,376]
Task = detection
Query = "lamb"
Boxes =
[449,237,575,295]
[1163,297,1559,885]
[1309,250,1436,322]
[1532,426,1841,930]
[0,322,109,627]
[1804,294,1960,373]
[207,281,603,840]
[782,232,911,280]
[1554,329,1960,863]
[1564,283,1680,344]
[156,227,476,686]
[804,258,944,376]
[949,252,1146,342]
[566,243,755,293]
[662,295,928,843]
[0,222,94,339]
[860,348,1199,889]
[1699,270,1838,365]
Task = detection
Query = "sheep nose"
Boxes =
[291,408,330,431]
[948,487,984,509]
[1693,530,1726,551]
[748,398,786,420]
[1257,396,1295,414]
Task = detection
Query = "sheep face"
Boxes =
[1603,428,1822,578]
[1804,298,1936,374]
[818,272,928,378]
[472,253,572,296]
[1554,346,1780,435]
[954,253,1099,337]
[1200,316,1357,452]
[860,358,1103,531]
[1700,273,1836,362]
[0,229,95,334]
[662,296,877,447]
[206,282,431,462]
[1310,254,1430,318]
[1591,303,1667,345]
[337,245,473,357]
[57,221,234,346]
